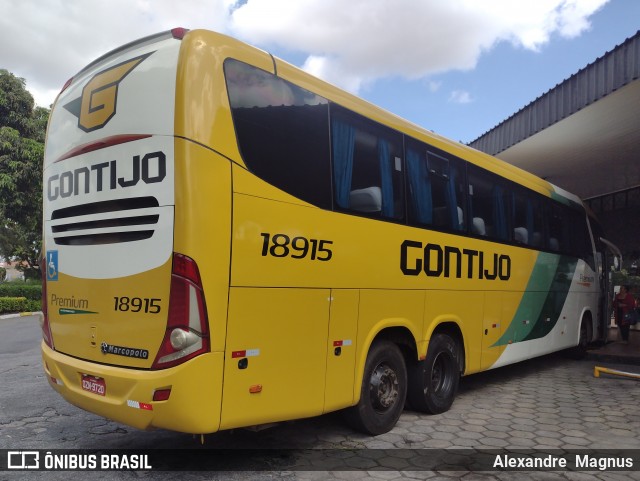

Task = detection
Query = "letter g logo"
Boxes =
[64,52,152,132]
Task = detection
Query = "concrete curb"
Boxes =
[0,311,42,320]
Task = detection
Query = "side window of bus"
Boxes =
[547,203,569,252]
[406,140,466,232]
[546,202,594,266]
[576,213,596,269]
[225,59,332,209]
[512,189,544,247]
[468,168,510,241]
[331,106,404,220]
[572,211,595,267]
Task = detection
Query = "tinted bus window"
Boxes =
[468,167,510,241]
[225,59,332,209]
[548,203,570,252]
[331,106,404,220]
[569,209,595,267]
[512,189,544,247]
[406,139,466,232]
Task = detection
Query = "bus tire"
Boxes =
[344,340,407,435]
[408,332,460,414]
[568,317,590,359]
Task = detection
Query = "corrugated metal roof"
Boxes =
[469,30,640,155]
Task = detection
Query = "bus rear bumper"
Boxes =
[42,342,223,434]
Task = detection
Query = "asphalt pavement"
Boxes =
[2,314,640,480]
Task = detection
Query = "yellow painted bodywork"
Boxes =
[43,28,575,434]
[41,137,233,433]
[46,261,171,369]
[173,139,232,354]
[228,161,540,427]
[220,288,330,429]
[43,343,224,433]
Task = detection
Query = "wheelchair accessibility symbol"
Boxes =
[46,251,58,281]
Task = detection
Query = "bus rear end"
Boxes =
[41,29,224,433]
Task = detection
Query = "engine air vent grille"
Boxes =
[50,197,162,246]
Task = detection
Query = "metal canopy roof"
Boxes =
[469,31,640,201]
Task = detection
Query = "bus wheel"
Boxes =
[408,333,460,414]
[568,318,590,359]
[344,340,407,435]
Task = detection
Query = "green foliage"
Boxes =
[0,70,35,137]
[0,282,42,300]
[0,267,5,281]
[25,298,41,312]
[0,70,49,272]
[612,270,640,294]
[0,278,42,313]
[0,297,28,314]
[0,221,41,271]
[31,107,49,143]
[0,127,44,226]
[0,297,41,314]
[23,267,41,281]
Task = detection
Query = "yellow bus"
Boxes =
[41,28,619,436]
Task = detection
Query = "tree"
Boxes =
[0,70,49,275]
[0,69,37,137]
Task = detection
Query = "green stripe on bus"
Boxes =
[493,252,578,346]
[550,191,582,210]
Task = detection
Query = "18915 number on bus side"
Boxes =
[260,233,333,261]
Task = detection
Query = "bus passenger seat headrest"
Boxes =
[350,186,382,212]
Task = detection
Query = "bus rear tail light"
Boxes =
[39,257,54,349]
[152,254,209,369]
[171,27,189,39]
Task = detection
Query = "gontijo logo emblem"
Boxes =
[64,52,153,132]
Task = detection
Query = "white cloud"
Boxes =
[449,90,473,104]
[229,0,609,93]
[1,0,609,107]
[302,55,367,93]
[0,0,235,107]
[428,81,442,93]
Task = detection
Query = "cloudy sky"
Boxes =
[2,0,639,142]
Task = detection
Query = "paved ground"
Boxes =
[2,314,640,480]
[588,324,640,364]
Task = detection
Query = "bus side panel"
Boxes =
[220,287,330,430]
[423,290,484,374]
[173,140,232,354]
[352,290,423,402]
[500,290,540,361]
[481,291,504,371]
[487,254,588,368]
[324,289,359,413]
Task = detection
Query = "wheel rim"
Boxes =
[369,362,399,413]
[430,352,453,395]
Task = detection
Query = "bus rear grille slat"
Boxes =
[51,197,159,219]
[52,215,160,233]
[50,197,162,246]
[54,231,155,246]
